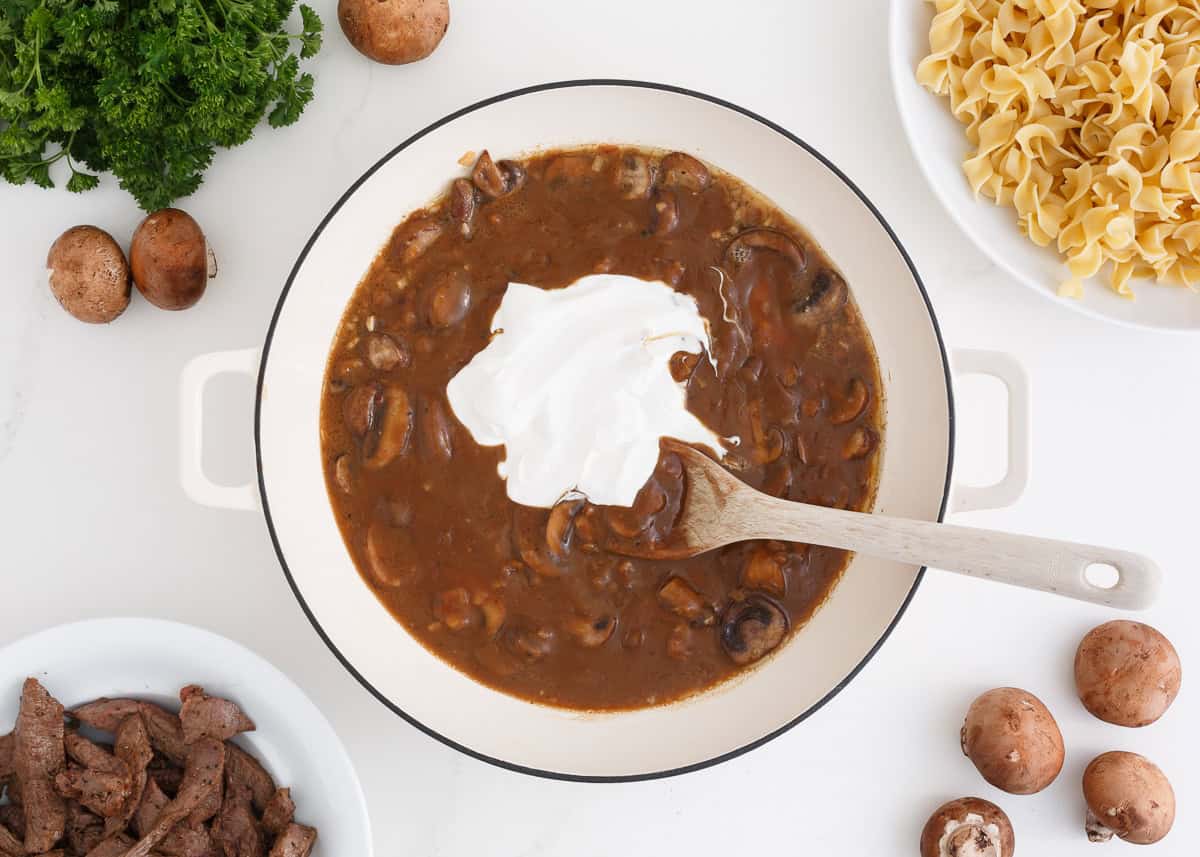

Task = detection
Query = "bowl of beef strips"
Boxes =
[0,618,371,857]
[181,81,1029,780]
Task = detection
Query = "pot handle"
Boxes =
[180,348,260,511]
[949,349,1031,514]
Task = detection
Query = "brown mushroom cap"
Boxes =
[961,687,1064,794]
[337,0,449,65]
[46,225,131,323]
[130,208,213,311]
[920,797,1015,857]
[1083,751,1174,845]
[1074,620,1181,727]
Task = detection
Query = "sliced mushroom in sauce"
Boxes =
[450,178,477,238]
[333,454,354,493]
[828,377,869,425]
[740,542,788,597]
[543,153,596,185]
[545,497,585,560]
[615,153,654,199]
[720,594,789,665]
[649,188,680,236]
[660,152,711,193]
[657,577,715,627]
[364,520,420,587]
[426,269,472,329]
[363,385,414,469]
[365,333,410,371]
[396,218,444,265]
[725,227,807,271]
[791,268,848,324]
[342,382,383,438]
[471,151,526,199]
[565,616,616,648]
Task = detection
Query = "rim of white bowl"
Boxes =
[255,79,956,782]
[887,0,1200,334]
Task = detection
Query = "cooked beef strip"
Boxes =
[186,764,221,828]
[0,820,24,855]
[113,718,153,775]
[82,833,134,857]
[0,735,11,812]
[212,783,263,857]
[0,804,24,839]
[158,821,214,857]
[74,826,108,855]
[104,770,144,838]
[222,746,274,814]
[147,766,182,798]
[267,823,315,857]
[22,780,66,854]
[122,738,224,857]
[133,778,169,840]
[106,714,153,835]
[260,789,294,838]
[178,689,255,746]
[54,766,131,818]
[64,734,126,776]
[68,701,141,735]
[64,800,105,856]
[8,684,313,857]
[15,679,67,853]
[15,680,65,783]
[136,706,186,767]
[171,737,225,809]
[0,733,12,779]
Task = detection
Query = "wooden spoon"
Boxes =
[614,441,1160,609]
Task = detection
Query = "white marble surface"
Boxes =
[0,1,1195,854]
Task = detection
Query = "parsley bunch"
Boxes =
[0,0,322,210]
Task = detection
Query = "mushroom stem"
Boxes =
[1084,809,1114,843]
[920,798,1014,857]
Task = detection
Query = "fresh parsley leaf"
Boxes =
[268,69,312,128]
[28,160,52,188]
[65,168,98,192]
[0,0,323,210]
[299,4,322,59]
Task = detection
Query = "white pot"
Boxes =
[179,82,1030,781]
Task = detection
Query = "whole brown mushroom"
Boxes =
[920,797,1015,857]
[961,687,1064,795]
[46,226,131,323]
[130,208,214,310]
[1074,620,1181,727]
[338,0,449,65]
[1082,751,1174,845]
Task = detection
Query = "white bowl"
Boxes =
[0,618,371,857]
[182,82,1027,781]
[888,0,1200,331]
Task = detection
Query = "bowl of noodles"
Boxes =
[889,0,1200,331]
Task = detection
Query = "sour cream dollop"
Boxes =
[446,274,723,508]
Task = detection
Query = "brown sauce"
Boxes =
[319,145,884,710]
